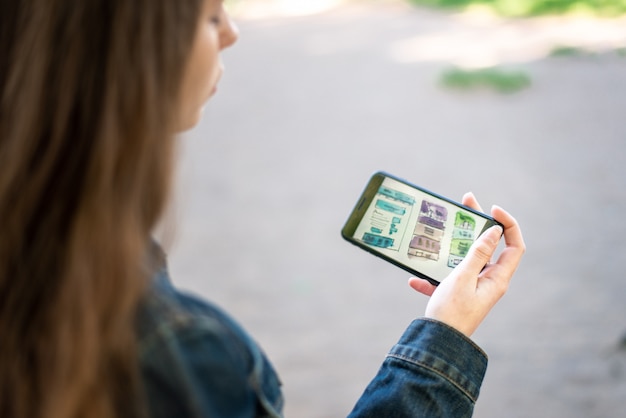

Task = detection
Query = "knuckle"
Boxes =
[484,275,509,299]
[494,279,509,296]
[473,241,494,261]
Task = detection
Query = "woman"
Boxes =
[0,1,525,417]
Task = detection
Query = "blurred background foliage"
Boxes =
[408,0,626,17]
[439,67,531,93]
[410,0,626,92]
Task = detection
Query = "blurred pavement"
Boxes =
[165,1,626,416]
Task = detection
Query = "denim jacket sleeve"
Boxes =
[348,318,488,418]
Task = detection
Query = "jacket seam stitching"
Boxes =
[386,353,477,402]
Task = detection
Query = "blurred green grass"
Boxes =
[408,0,626,17]
[439,67,531,93]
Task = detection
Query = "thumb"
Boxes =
[458,225,502,277]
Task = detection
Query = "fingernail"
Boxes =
[491,225,503,237]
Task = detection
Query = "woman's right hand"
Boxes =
[408,192,526,337]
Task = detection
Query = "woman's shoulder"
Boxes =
[135,267,253,361]
[135,267,284,417]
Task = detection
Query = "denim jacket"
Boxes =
[136,265,487,417]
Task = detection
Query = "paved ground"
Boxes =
[165,1,626,416]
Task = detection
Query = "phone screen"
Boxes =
[342,172,501,285]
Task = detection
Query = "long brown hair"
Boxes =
[0,1,202,417]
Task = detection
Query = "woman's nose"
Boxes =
[220,16,239,50]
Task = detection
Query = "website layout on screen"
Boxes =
[352,177,489,280]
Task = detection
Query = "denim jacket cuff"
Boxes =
[387,317,488,403]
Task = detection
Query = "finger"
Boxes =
[456,224,503,280]
[461,192,484,213]
[408,277,436,296]
[491,205,525,248]
[490,205,526,273]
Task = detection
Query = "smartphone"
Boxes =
[341,172,503,286]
